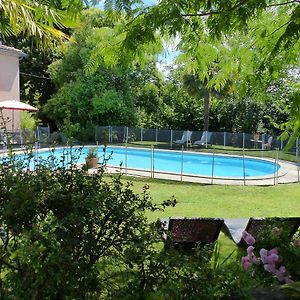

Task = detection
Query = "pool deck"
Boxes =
[100,158,299,186]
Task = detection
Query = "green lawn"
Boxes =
[125,177,300,256]
[127,177,300,220]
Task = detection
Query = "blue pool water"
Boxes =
[11,146,280,178]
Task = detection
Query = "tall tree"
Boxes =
[43,9,164,137]
[174,7,299,131]
[182,74,211,132]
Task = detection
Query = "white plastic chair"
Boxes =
[193,131,212,146]
[174,130,193,146]
[262,136,273,150]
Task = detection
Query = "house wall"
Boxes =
[0,53,20,131]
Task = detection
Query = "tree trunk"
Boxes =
[203,90,210,132]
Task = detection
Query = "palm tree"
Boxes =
[0,0,84,48]
[183,74,211,132]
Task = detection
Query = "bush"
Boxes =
[0,149,175,298]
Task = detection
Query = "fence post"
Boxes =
[181,145,184,182]
[170,130,173,149]
[211,151,215,185]
[261,133,265,157]
[106,126,108,144]
[150,145,153,178]
[96,141,98,164]
[109,126,112,144]
[273,149,277,186]
[35,126,40,148]
[125,144,128,175]
[65,144,69,166]
[155,128,158,146]
[224,131,226,148]
[276,148,279,185]
[242,132,245,150]
[297,138,299,182]
[140,128,143,142]
[153,146,155,178]
[34,141,38,171]
[243,149,246,186]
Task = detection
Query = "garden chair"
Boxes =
[159,217,224,248]
[1,130,23,148]
[262,136,273,150]
[174,130,193,146]
[36,126,51,148]
[223,217,300,247]
[193,131,212,147]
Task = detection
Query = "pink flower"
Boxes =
[275,266,292,283]
[265,253,279,265]
[242,231,256,245]
[241,246,261,269]
[241,256,252,270]
[264,263,276,274]
[259,248,268,264]
[269,248,279,255]
[247,246,255,255]
[241,243,294,284]
[278,266,286,273]
[247,247,260,265]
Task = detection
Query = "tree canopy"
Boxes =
[104,0,299,62]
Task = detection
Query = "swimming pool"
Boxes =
[14,146,280,178]
[100,146,279,178]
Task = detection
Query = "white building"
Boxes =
[0,44,27,131]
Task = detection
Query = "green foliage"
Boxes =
[44,9,166,137]
[280,90,300,149]
[101,0,299,138]
[0,0,83,48]
[86,146,97,158]
[44,73,136,137]
[210,97,265,133]
[1,150,299,298]
[20,111,37,130]
[282,281,300,299]
[104,0,299,68]
[0,150,176,298]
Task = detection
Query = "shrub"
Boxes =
[0,149,176,298]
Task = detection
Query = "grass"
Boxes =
[122,176,300,257]
[126,177,300,221]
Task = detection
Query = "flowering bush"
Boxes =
[241,230,300,285]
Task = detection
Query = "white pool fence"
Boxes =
[0,125,299,185]
[93,126,300,185]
